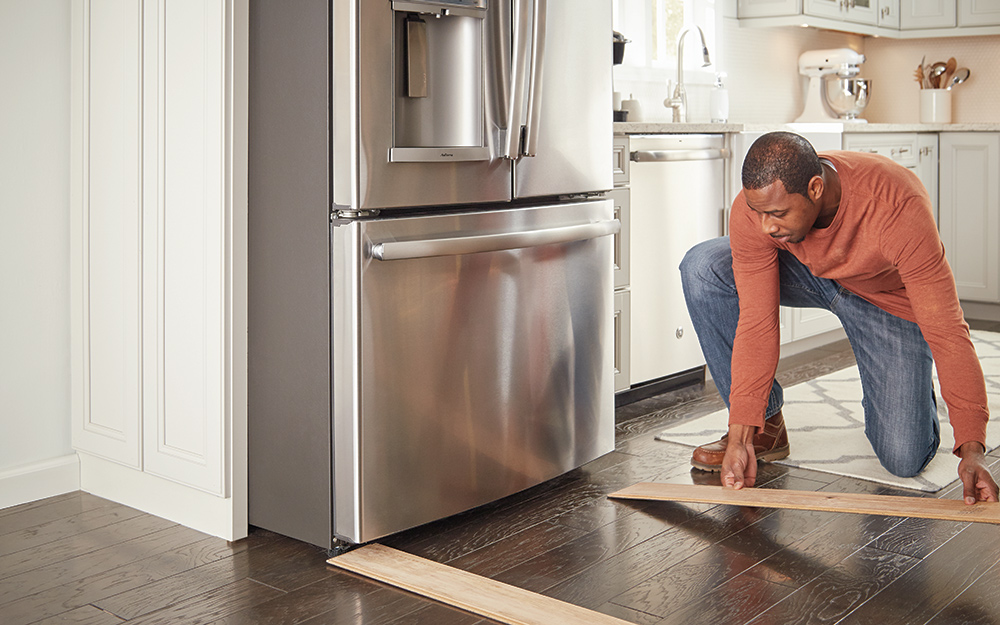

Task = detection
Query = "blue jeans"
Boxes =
[679,237,939,478]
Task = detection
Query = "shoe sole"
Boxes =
[690,445,791,473]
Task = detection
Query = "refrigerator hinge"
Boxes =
[332,203,380,220]
[559,192,608,202]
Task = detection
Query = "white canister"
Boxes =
[621,97,643,122]
[920,89,951,124]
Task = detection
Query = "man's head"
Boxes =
[741,132,832,244]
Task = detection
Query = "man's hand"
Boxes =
[956,441,999,505]
[721,424,758,490]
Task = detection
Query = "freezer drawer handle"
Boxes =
[631,148,728,162]
[371,219,620,261]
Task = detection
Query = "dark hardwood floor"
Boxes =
[3,320,1000,625]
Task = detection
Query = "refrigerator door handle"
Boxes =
[503,0,531,159]
[370,218,620,261]
[522,0,547,157]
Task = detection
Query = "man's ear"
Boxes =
[808,175,824,202]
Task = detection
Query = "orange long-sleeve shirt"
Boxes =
[728,150,988,453]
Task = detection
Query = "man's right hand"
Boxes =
[722,424,759,489]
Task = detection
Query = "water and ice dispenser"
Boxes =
[391,0,489,162]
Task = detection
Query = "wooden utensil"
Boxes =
[941,57,957,90]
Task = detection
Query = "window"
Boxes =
[613,0,720,84]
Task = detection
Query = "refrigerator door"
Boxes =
[334,0,512,211]
[331,200,617,543]
[512,0,613,199]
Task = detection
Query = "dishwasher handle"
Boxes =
[631,148,728,163]
[371,219,620,261]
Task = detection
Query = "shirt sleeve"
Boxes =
[728,194,782,429]
[880,194,989,454]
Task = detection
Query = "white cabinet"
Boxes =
[879,0,902,26]
[611,136,631,392]
[70,0,248,539]
[960,0,1000,25]
[738,0,1000,35]
[938,133,1000,303]
[737,0,803,18]
[805,0,879,24]
[843,132,939,221]
[901,0,957,28]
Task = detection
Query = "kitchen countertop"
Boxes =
[615,121,1000,134]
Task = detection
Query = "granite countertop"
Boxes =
[614,121,1000,134]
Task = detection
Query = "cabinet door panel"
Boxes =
[738,0,802,18]
[900,0,957,28]
[142,0,227,495]
[71,0,143,468]
[959,0,1000,25]
[939,133,1000,303]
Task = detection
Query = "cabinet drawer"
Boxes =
[613,135,630,186]
[609,188,630,289]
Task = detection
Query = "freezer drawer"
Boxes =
[331,200,618,543]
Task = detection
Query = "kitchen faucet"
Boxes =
[665,25,711,123]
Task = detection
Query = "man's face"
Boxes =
[744,179,821,245]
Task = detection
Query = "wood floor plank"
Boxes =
[609,483,1000,524]
[92,535,326,619]
[0,536,245,625]
[328,544,635,625]
[0,511,178,581]
[923,560,1000,625]
[745,545,920,625]
[0,503,146,557]
[30,604,125,625]
[0,493,118,537]
[843,522,1000,623]
[0,523,208,606]
[121,578,285,625]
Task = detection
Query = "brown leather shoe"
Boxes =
[690,411,790,472]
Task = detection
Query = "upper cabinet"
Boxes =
[901,0,956,29]
[805,0,878,26]
[960,0,1000,25]
[738,0,1000,36]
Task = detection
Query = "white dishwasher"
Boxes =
[628,134,726,387]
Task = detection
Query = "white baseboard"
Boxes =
[0,454,81,510]
[77,453,247,542]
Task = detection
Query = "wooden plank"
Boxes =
[327,544,635,625]
[607,483,1000,524]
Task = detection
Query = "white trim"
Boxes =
[78,452,247,541]
[0,455,81,511]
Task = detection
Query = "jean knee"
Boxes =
[871,437,936,478]
[680,238,732,296]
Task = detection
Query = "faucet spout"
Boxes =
[665,25,711,123]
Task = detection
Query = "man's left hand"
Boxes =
[956,441,999,505]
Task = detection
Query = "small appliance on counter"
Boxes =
[613,31,629,121]
[795,48,871,123]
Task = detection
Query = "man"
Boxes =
[679,131,997,504]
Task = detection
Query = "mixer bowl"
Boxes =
[824,77,871,121]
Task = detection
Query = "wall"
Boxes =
[614,0,998,125]
[0,0,77,506]
[614,7,863,123]
[863,35,1000,123]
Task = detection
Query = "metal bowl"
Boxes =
[824,77,871,120]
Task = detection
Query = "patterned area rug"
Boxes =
[655,330,1000,492]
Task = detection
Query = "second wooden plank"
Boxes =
[328,544,634,625]
[607,483,1000,524]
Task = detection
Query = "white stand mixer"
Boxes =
[796,49,868,123]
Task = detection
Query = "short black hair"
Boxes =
[742,131,823,199]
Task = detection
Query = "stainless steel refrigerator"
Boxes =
[249,0,615,548]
